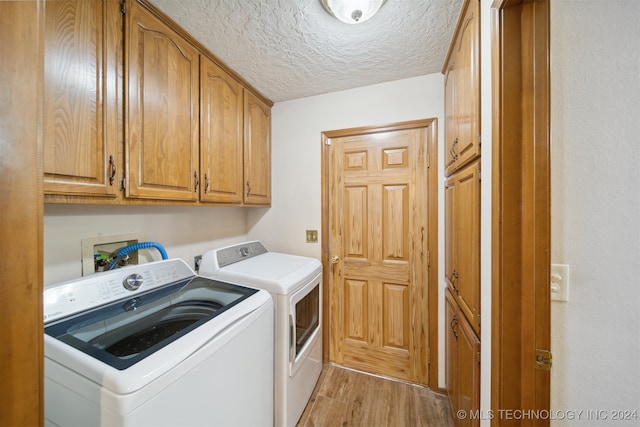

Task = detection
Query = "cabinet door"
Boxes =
[125,0,199,201]
[445,289,459,416]
[444,60,457,174]
[200,56,244,203]
[447,160,481,334]
[454,0,480,170]
[243,91,271,205]
[43,0,119,197]
[457,312,480,427]
[445,178,456,292]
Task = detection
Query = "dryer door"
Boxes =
[289,273,321,376]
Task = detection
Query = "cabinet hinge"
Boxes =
[427,249,430,268]
[119,176,126,191]
[477,313,480,328]
[427,348,431,365]
[324,138,332,146]
[477,351,481,363]
[478,134,481,145]
[535,349,553,370]
[120,0,126,15]
[426,156,430,169]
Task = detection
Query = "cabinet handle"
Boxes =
[452,137,459,161]
[194,171,199,191]
[448,270,459,293]
[204,174,209,193]
[246,181,251,197]
[451,316,459,339]
[108,155,116,186]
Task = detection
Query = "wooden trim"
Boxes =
[320,118,440,390]
[0,1,44,425]
[491,0,550,425]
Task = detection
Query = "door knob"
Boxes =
[330,255,340,264]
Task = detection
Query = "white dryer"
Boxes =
[199,241,322,427]
[44,259,273,427]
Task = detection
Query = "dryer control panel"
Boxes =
[43,259,194,323]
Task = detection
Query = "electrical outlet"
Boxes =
[306,230,318,243]
[194,255,202,272]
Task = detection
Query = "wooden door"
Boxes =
[492,1,551,424]
[43,0,119,197]
[1,2,44,425]
[243,90,271,205]
[125,0,200,201]
[327,126,429,384]
[200,55,244,203]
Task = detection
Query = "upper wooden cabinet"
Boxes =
[125,0,200,201]
[443,0,480,176]
[445,160,481,334]
[43,0,271,206]
[244,91,272,205]
[43,0,120,198]
[199,56,245,204]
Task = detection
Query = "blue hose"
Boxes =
[107,241,168,270]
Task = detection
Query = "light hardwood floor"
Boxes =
[297,365,455,427]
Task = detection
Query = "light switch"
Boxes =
[550,264,570,302]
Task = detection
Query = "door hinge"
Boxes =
[534,349,553,370]
[325,138,332,146]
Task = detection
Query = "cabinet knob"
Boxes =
[330,255,340,264]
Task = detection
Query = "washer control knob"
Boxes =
[123,273,144,291]
[240,247,250,257]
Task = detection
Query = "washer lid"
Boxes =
[45,276,259,371]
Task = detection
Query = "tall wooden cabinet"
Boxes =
[443,0,480,177]
[43,0,272,206]
[43,0,120,197]
[443,0,481,424]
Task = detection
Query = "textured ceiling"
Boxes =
[148,0,463,103]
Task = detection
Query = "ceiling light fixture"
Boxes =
[320,0,388,25]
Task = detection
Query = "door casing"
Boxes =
[491,0,551,424]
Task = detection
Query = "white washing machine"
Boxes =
[43,258,273,427]
[199,241,322,427]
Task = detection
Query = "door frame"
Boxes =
[320,118,439,390]
[491,0,551,424]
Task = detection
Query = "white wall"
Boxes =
[550,1,640,425]
[44,205,249,285]
[247,73,448,381]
